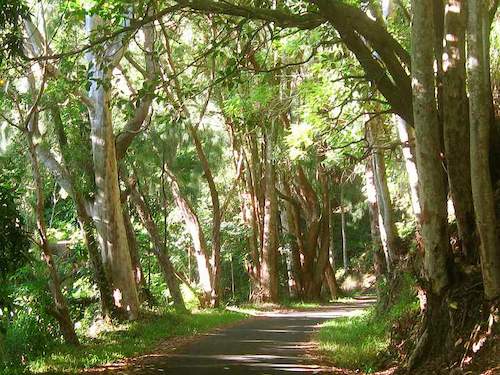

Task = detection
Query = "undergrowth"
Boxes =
[1,309,246,374]
[316,273,419,373]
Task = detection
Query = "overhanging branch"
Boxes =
[176,0,326,29]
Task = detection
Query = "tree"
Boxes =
[1,0,500,371]
[85,13,140,320]
[126,174,187,312]
[443,0,476,260]
[467,0,500,300]
[260,122,279,302]
[408,0,451,363]
[366,114,399,272]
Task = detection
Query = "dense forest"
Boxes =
[0,0,499,373]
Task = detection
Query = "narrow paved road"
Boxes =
[114,298,374,375]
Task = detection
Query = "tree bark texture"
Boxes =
[122,203,154,304]
[128,180,187,311]
[340,186,349,273]
[411,0,450,295]
[163,163,213,304]
[395,116,421,221]
[467,0,500,300]
[188,125,222,307]
[260,125,279,303]
[365,156,388,276]
[367,116,399,269]
[86,14,140,319]
[26,127,79,345]
[48,106,115,317]
[443,0,476,260]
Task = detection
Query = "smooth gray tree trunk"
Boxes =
[86,14,139,319]
[411,0,450,295]
[467,0,500,300]
[443,0,476,259]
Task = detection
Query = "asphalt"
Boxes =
[111,298,374,375]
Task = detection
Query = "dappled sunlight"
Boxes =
[467,56,480,70]
[113,289,123,307]
[445,0,461,14]
[104,300,375,374]
[2,0,498,373]
[256,310,365,319]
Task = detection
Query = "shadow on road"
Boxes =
[86,298,375,374]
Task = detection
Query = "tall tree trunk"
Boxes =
[327,191,341,300]
[367,116,399,268]
[127,180,187,312]
[324,262,340,300]
[122,204,154,304]
[395,116,421,221]
[50,106,114,317]
[312,169,333,298]
[282,178,303,298]
[292,165,322,299]
[408,1,451,366]
[443,0,476,260]
[75,197,114,317]
[26,128,79,346]
[242,159,261,296]
[163,164,213,304]
[467,0,500,300]
[260,125,279,303]
[225,117,262,297]
[433,0,445,125]
[411,0,450,296]
[365,156,388,276]
[86,15,140,320]
[280,161,330,301]
[249,136,265,252]
[365,156,388,306]
[160,25,221,305]
[188,125,221,307]
[340,185,349,273]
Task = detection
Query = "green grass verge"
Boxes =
[316,276,419,373]
[317,309,388,373]
[23,309,246,374]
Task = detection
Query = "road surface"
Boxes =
[106,298,374,374]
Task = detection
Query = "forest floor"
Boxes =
[80,298,376,374]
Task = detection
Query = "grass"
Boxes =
[317,309,388,373]
[24,309,247,374]
[316,275,419,373]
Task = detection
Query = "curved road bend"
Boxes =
[118,297,374,375]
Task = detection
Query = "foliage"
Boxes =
[25,309,246,374]
[219,221,251,304]
[1,263,61,372]
[0,0,30,63]
[0,0,497,372]
[0,173,30,278]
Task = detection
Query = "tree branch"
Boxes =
[115,11,159,160]
[176,0,326,29]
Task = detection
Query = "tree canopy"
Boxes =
[1,0,499,373]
